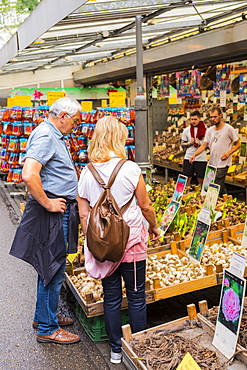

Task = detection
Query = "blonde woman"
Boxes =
[78,115,159,364]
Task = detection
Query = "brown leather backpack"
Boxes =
[86,159,134,262]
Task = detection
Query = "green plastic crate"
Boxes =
[75,302,129,341]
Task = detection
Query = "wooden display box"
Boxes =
[150,242,217,302]
[121,302,247,369]
[65,268,155,318]
[198,299,247,366]
[178,228,246,285]
[227,222,244,239]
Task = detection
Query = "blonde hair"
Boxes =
[88,115,128,162]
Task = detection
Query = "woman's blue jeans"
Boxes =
[34,209,69,336]
[102,260,146,353]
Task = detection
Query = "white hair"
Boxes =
[49,97,81,117]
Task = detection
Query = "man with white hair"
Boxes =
[10,97,81,344]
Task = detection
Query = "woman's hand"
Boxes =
[148,226,160,241]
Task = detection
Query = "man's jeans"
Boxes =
[34,209,69,336]
[215,166,229,197]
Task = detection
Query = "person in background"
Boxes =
[181,110,207,187]
[78,116,160,364]
[189,107,240,197]
[10,97,81,344]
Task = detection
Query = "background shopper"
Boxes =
[10,97,81,344]
[181,110,207,187]
[78,115,159,364]
[189,107,240,196]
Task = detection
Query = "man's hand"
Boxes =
[46,198,67,213]
[189,155,195,164]
[221,152,230,161]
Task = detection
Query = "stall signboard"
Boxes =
[201,164,217,196]
[109,91,126,107]
[47,91,65,106]
[212,269,246,359]
[11,87,126,102]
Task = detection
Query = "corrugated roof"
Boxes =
[1,0,247,75]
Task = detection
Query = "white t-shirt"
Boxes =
[78,158,143,227]
[181,126,207,161]
[204,124,239,168]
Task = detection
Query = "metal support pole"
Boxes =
[134,15,150,172]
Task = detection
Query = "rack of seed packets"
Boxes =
[158,174,187,236]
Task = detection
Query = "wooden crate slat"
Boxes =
[154,274,217,301]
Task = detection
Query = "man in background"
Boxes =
[189,108,240,196]
[181,110,207,187]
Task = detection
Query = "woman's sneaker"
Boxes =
[110,349,122,364]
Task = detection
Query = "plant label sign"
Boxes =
[188,218,211,263]
[212,269,246,359]
[229,252,246,278]
[201,164,217,196]
[202,183,220,213]
[159,200,180,236]
[172,174,188,202]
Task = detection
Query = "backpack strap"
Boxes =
[107,159,127,188]
[87,162,106,187]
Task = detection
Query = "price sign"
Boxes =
[109,92,126,107]
[220,90,226,107]
[101,99,107,107]
[168,94,177,104]
[176,352,201,370]
[47,91,65,106]
[67,251,80,264]
[13,95,32,107]
[7,98,16,107]
[168,154,174,160]
[227,165,236,173]
[81,101,93,111]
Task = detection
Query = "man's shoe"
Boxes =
[37,328,80,344]
[33,315,73,329]
[110,350,122,364]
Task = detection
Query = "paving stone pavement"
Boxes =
[0,179,126,370]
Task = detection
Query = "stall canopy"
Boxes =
[0,0,247,77]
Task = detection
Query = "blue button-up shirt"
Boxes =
[25,118,78,200]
